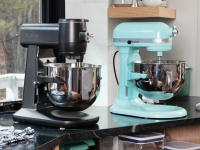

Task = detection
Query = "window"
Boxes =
[0,0,40,101]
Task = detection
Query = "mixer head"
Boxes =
[58,19,93,62]
[113,22,178,57]
[20,19,93,63]
[110,22,187,119]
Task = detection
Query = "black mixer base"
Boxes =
[13,107,99,128]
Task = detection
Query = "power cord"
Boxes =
[113,51,119,85]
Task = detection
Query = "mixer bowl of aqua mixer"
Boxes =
[133,60,185,100]
[43,63,101,111]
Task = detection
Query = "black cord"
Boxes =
[113,51,119,85]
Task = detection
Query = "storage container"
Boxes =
[159,141,200,150]
[118,132,164,150]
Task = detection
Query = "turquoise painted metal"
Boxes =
[110,113,187,127]
[110,22,187,118]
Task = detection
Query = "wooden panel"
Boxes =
[52,146,59,150]
[108,7,176,19]
[156,124,200,144]
[158,7,176,18]
[166,124,200,144]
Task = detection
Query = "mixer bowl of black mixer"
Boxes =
[43,63,101,111]
[133,60,185,100]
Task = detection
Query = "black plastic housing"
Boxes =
[20,24,59,48]
[20,19,89,62]
[58,19,88,62]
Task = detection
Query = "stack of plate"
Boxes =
[113,0,133,7]
[139,0,167,7]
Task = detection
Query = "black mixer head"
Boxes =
[58,19,90,62]
[20,19,93,62]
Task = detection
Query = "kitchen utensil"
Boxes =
[110,22,187,119]
[118,132,164,150]
[133,60,185,100]
[113,0,132,7]
[43,63,101,111]
[13,19,101,128]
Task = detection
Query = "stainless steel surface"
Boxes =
[196,103,200,111]
[33,81,39,85]
[76,62,83,67]
[133,60,185,95]
[85,31,93,42]
[172,25,178,37]
[43,63,101,111]
[132,0,138,7]
[157,56,163,61]
[165,69,172,90]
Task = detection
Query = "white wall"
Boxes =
[134,0,198,97]
[65,0,121,106]
[65,0,199,106]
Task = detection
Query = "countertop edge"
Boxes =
[35,117,200,150]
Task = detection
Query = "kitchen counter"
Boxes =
[1,96,200,150]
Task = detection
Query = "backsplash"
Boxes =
[65,0,200,106]
[134,0,199,97]
[65,0,124,106]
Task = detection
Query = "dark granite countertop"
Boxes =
[1,96,200,150]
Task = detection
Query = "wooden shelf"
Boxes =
[108,7,176,19]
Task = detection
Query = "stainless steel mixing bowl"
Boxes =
[43,63,101,111]
[133,60,185,96]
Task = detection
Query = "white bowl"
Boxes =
[113,0,132,4]
[143,0,162,2]
[143,1,162,6]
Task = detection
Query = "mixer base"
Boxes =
[13,107,99,128]
[110,98,187,119]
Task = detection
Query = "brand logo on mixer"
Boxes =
[26,33,38,38]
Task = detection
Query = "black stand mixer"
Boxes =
[13,19,101,128]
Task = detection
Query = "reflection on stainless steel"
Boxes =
[172,25,178,37]
[164,69,172,91]
[43,63,101,111]
[133,60,185,96]
[76,62,83,68]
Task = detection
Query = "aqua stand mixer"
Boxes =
[110,22,187,119]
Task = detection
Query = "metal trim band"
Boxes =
[113,38,172,43]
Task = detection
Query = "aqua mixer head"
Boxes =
[110,22,187,119]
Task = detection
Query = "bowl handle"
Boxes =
[36,75,65,85]
[163,69,172,92]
